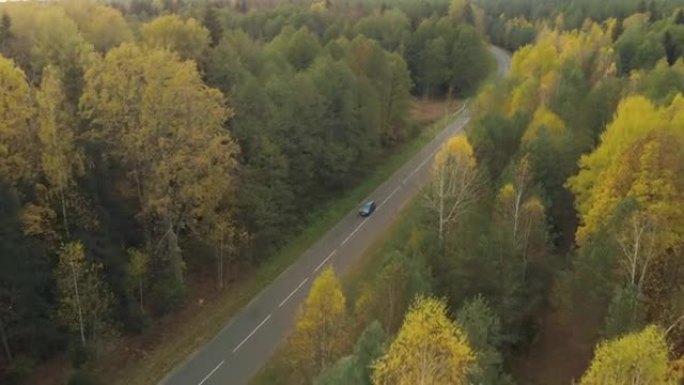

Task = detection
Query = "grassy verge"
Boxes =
[107,105,459,385]
[251,197,424,385]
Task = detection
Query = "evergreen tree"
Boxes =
[202,4,222,48]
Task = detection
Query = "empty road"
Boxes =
[160,46,511,385]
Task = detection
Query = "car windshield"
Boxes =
[362,202,373,210]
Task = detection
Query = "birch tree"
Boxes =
[372,297,474,385]
[580,325,679,385]
[126,248,150,313]
[288,267,348,381]
[36,65,83,239]
[80,43,238,285]
[424,135,480,242]
[55,242,113,347]
[0,54,36,186]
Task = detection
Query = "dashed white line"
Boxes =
[232,314,272,353]
[341,219,367,247]
[279,278,309,308]
[314,250,337,273]
[198,360,224,385]
[378,186,401,209]
[408,150,436,179]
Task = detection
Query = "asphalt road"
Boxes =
[159,46,511,385]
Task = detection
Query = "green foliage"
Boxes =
[315,320,387,385]
[0,0,497,379]
[457,296,515,385]
[68,369,100,385]
[603,284,646,338]
[55,242,114,347]
[469,112,528,182]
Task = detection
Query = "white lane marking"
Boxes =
[314,250,337,273]
[341,218,368,247]
[408,147,439,179]
[279,278,309,308]
[232,314,272,353]
[198,360,224,385]
[378,186,401,209]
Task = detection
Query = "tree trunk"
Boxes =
[134,164,151,252]
[59,187,70,239]
[70,262,86,347]
[0,317,12,363]
[217,229,224,290]
[138,276,144,313]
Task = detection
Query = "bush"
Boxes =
[150,276,186,316]
[67,342,94,368]
[68,369,100,385]
[123,302,150,334]
[4,356,36,385]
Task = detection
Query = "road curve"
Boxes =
[159,46,511,385]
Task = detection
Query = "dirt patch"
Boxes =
[409,97,461,125]
[511,311,598,385]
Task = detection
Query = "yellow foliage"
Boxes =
[580,325,680,385]
[141,15,210,61]
[522,105,566,145]
[372,297,474,385]
[505,21,615,116]
[0,54,36,185]
[568,95,684,245]
[623,12,649,30]
[434,135,476,170]
[497,183,516,209]
[310,1,326,13]
[289,267,348,379]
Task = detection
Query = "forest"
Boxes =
[2,0,684,384]
[0,0,494,384]
[254,0,684,385]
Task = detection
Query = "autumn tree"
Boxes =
[372,296,474,385]
[61,0,132,53]
[424,135,480,242]
[80,43,238,288]
[35,65,84,239]
[2,4,93,102]
[126,248,150,314]
[0,54,35,186]
[568,96,684,295]
[55,242,113,347]
[141,14,210,61]
[288,267,348,382]
[580,325,680,385]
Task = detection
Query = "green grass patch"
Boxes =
[108,109,457,385]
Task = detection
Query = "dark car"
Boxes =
[359,200,376,217]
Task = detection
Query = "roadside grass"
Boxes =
[104,101,460,385]
[250,197,424,385]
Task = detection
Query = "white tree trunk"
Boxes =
[0,317,12,362]
[70,262,86,347]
